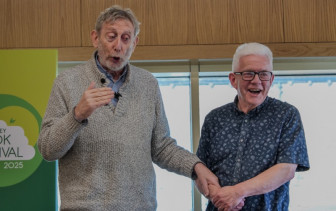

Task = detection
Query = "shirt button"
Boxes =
[240,139,244,142]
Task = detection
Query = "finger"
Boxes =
[212,194,220,204]
[87,88,113,102]
[93,97,111,106]
[208,184,219,191]
[236,201,244,209]
[89,87,113,96]
[94,89,114,99]
[83,90,113,108]
[91,94,114,107]
[201,179,210,197]
[224,207,230,211]
[213,198,221,208]
[207,174,220,187]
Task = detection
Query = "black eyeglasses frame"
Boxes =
[233,71,273,81]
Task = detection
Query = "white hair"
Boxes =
[232,42,273,72]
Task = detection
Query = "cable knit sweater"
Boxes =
[38,53,200,210]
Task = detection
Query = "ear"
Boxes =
[269,73,275,85]
[91,30,99,48]
[229,72,238,89]
[133,36,139,48]
[130,36,139,53]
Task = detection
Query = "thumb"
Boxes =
[87,81,96,90]
[207,171,220,187]
[202,179,210,197]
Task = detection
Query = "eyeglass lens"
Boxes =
[243,72,271,81]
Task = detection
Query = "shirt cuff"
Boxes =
[72,106,88,125]
[191,161,204,180]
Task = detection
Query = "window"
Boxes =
[154,73,193,211]
[58,57,336,211]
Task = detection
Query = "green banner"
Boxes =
[0,50,57,210]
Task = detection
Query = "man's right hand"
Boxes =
[74,82,114,121]
[194,163,221,198]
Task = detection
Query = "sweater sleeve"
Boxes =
[150,82,200,178]
[37,77,86,161]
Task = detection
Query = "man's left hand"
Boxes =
[212,186,245,211]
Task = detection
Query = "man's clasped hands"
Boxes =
[207,184,245,211]
[194,163,245,211]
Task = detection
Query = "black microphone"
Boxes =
[100,78,106,84]
[115,92,122,100]
[105,92,122,106]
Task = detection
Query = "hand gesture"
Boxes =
[74,82,114,121]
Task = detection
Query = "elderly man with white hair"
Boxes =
[197,42,310,211]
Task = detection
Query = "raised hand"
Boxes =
[74,82,114,121]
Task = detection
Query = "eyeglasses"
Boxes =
[234,71,273,81]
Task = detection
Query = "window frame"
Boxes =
[58,56,336,211]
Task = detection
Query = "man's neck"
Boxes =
[237,101,256,114]
[106,69,124,82]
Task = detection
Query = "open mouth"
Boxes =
[248,89,262,94]
[112,57,120,62]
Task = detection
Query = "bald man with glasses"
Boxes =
[197,43,310,211]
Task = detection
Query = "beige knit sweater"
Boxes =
[38,53,200,210]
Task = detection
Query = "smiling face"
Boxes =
[91,18,139,72]
[229,54,274,113]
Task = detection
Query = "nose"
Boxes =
[251,73,261,83]
[113,37,122,53]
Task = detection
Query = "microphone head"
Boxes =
[115,92,122,100]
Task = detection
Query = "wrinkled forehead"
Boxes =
[102,18,135,34]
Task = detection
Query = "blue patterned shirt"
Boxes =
[197,96,310,211]
[95,52,128,106]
